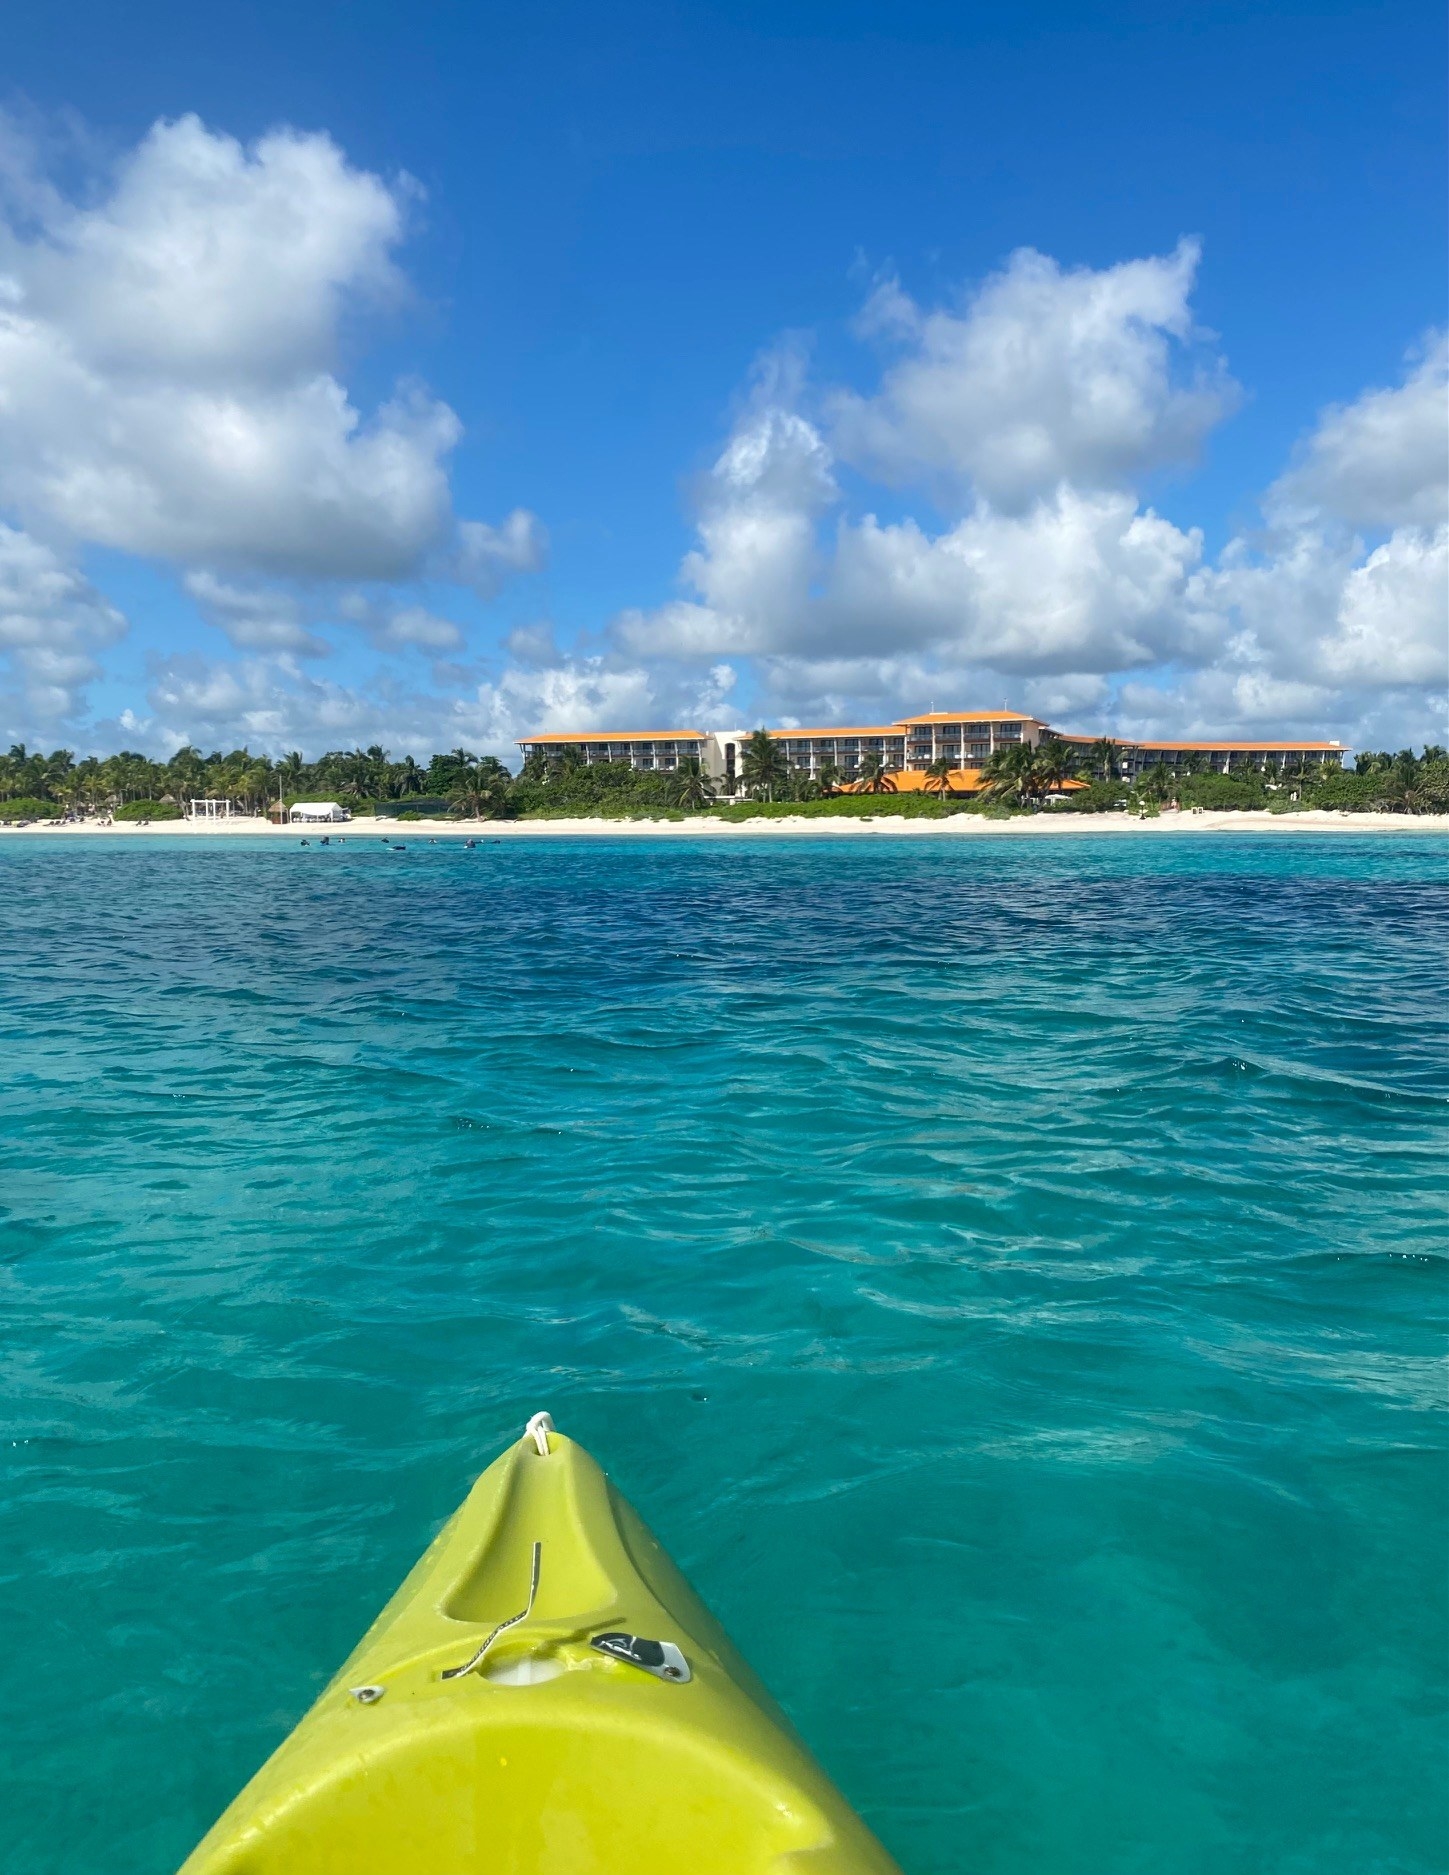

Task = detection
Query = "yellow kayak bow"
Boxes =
[180,1415,902,1874]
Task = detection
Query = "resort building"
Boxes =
[518,711,1050,792]
[1043,732,1350,779]
[517,712,1348,793]
[516,730,711,774]
[771,711,1046,782]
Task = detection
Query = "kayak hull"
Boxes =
[179,1423,901,1874]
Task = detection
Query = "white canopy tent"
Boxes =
[289,802,351,823]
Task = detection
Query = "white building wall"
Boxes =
[701,730,749,791]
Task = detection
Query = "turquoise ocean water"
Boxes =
[2,831,1445,1874]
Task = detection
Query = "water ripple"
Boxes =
[1,832,1446,1875]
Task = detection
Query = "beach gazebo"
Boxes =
[186,798,234,820]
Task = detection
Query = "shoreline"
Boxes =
[3,808,1448,839]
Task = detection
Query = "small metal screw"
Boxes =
[350,1684,386,1704]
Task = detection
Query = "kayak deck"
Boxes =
[180,1418,901,1874]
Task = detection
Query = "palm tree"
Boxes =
[740,729,790,801]
[1028,744,1074,799]
[71,756,103,813]
[1139,761,1174,802]
[978,741,1037,805]
[668,755,715,811]
[856,749,898,794]
[43,750,76,799]
[816,758,842,795]
[923,756,954,796]
[449,780,490,819]
[240,759,274,814]
[449,758,512,819]
[165,745,206,805]
[1086,737,1118,783]
[394,755,426,798]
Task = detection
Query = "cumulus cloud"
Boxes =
[378,607,465,652]
[614,265,1445,746]
[0,113,542,588]
[3,154,1438,762]
[454,510,549,597]
[0,524,125,735]
[184,570,328,656]
[450,649,739,750]
[1268,331,1447,532]
[140,654,420,755]
[1184,333,1449,728]
[825,489,1210,671]
[618,350,836,660]
[326,588,468,655]
[830,240,1236,511]
[125,643,738,763]
[617,339,1213,681]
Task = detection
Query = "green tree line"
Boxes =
[2,734,1446,820]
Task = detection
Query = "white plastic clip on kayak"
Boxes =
[525,1411,554,1456]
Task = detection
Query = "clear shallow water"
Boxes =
[2,831,1445,1875]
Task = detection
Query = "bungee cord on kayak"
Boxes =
[439,1539,543,1682]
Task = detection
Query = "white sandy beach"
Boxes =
[4,809,1448,839]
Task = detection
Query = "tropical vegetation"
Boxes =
[1,736,1445,822]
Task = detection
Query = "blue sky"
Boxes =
[1,0,1444,758]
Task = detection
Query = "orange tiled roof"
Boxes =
[1132,739,1346,752]
[845,767,987,794]
[767,726,904,739]
[517,729,707,744]
[894,710,1043,725]
[1056,734,1347,751]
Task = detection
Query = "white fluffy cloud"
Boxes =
[4,141,1439,762]
[0,113,542,588]
[0,117,449,576]
[141,655,419,753]
[0,112,547,733]
[830,240,1235,511]
[0,524,125,735]
[618,353,1214,681]
[125,646,737,762]
[1189,334,1448,722]
[454,510,549,598]
[615,266,1446,745]
[1268,332,1447,532]
[825,489,1210,670]
[183,570,328,656]
[617,347,837,661]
